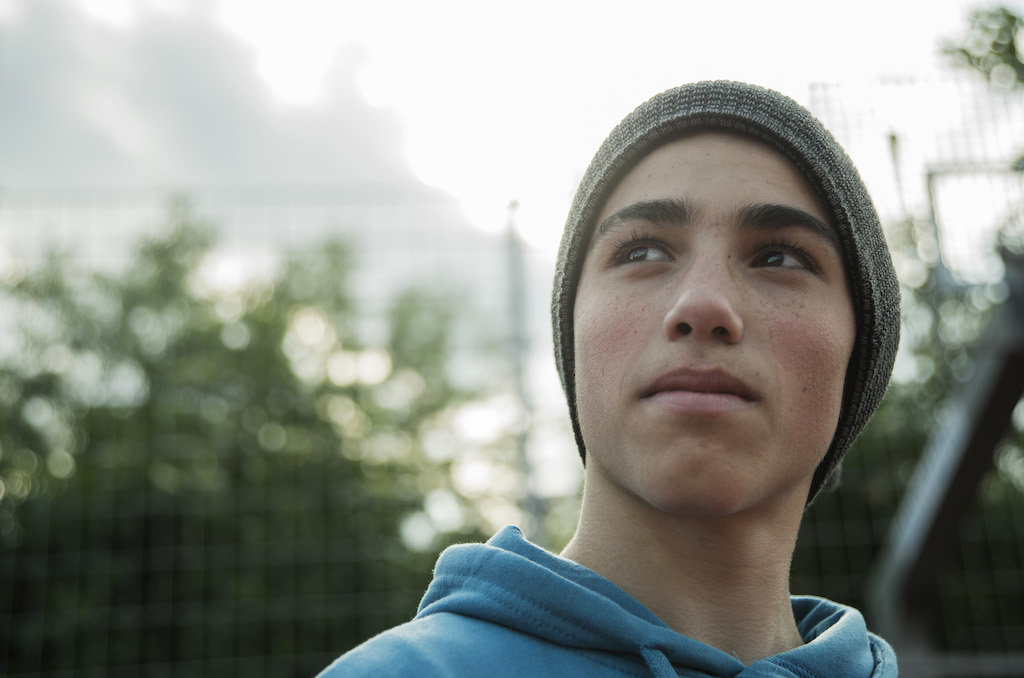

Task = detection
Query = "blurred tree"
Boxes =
[0,201,493,677]
[943,5,1024,88]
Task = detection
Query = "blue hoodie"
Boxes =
[319,526,897,677]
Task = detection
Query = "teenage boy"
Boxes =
[319,80,901,678]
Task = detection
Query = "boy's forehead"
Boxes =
[591,129,833,238]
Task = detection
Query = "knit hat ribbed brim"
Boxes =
[551,80,901,505]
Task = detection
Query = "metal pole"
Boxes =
[505,201,543,543]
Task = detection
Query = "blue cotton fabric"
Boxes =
[318,526,897,677]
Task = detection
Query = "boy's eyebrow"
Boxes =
[734,203,840,251]
[591,198,701,248]
[592,198,840,253]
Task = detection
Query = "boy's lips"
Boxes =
[639,367,757,411]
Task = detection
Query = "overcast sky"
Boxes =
[3,0,1023,254]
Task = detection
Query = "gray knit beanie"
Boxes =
[552,80,901,505]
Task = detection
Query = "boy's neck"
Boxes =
[560,481,807,665]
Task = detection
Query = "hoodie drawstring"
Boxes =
[639,646,677,678]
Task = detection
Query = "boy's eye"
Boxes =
[629,246,665,262]
[757,251,797,267]
[753,244,816,271]
[617,244,670,265]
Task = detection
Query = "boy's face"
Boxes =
[572,131,856,517]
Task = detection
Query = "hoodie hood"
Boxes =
[416,526,897,678]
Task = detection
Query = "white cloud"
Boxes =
[73,0,136,29]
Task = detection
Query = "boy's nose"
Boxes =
[662,267,744,344]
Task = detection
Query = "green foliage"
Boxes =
[0,203,489,676]
[943,5,1024,88]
